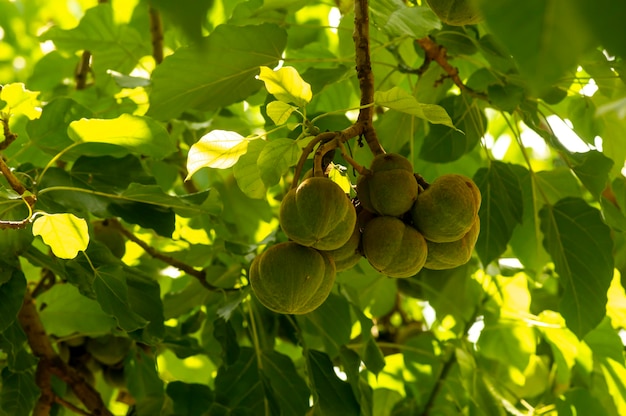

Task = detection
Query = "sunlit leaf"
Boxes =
[148,24,286,120]
[68,114,175,159]
[187,130,250,178]
[374,87,455,128]
[32,213,89,259]
[258,66,312,107]
[539,198,614,338]
[257,138,300,187]
[266,101,297,125]
[0,83,41,119]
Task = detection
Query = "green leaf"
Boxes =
[371,0,441,38]
[537,311,581,385]
[258,66,312,107]
[151,0,214,43]
[374,87,455,128]
[260,350,311,416]
[166,381,214,416]
[299,293,352,358]
[233,139,267,199]
[473,162,525,266]
[0,266,26,333]
[0,368,38,416]
[148,24,287,120]
[93,265,148,332]
[37,283,117,337]
[477,322,535,384]
[0,321,37,373]
[0,83,41,119]
[556,388,611,416]
[571,151,614,198]
[125,269,165,344]
[68,114,175,160]
[32,213,89,259]
[420,95,486,162]
[307,349,360,416]
[257,138,300,187]
[40,3,149,77]
[476,0,594,94]
[126,348,165,414]
[266,101,297,125]
[539,198,614,338]
[187,130,250,178]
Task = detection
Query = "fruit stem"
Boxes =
[291,131,335,189]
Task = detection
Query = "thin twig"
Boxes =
[1,116,18,150]
[149,5,164,64]
[75,51,92,90]
[416,37,488,100]
[106,218,239,292]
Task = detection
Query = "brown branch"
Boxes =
[416,37,488,100]
[106,218,239,292]
[55,396,94,416]
[149,5,164,64]
[18,287,113,416]
[1,116,18,150]
[75,51,92,90]
[353,0,384,156]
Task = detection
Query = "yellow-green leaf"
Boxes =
[0,83,41,119]
[32,213,89,259]
[186,130,249,178]
[258,66,312,107]
[266,101,297,125]
[374,87,455,128]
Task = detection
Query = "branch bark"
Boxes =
[18,287,113,416]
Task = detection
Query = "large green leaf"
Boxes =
[166,381,214,416]
[40,3,149,77]
[420,95,486,163]
[307,349,360,416]
[299,293,352,358]
[476,0,593,94]
[37,283,117,337]
[93,265,148,332]
[148,24,287,120]
[0,368,38,416]
[539,198,614,338]
[151,0,214,43]
[0,267,26,333]
[474,162,525,266]
[571,151,614,198]
[68,114,175,160]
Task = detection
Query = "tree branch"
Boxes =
[353,0,385,155]
[106,218,239,292]
[416,37,488,100]
[149,5,164,64]
[18,287,113,416]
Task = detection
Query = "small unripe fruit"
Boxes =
[280,177,357,250]
[411,174,481,243]
[362,216,428,278]
[250,242,336,314]
[356,153,418,217]
[424,216,480,270]
[323,223,362,272]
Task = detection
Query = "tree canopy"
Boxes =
[1,0,626,415]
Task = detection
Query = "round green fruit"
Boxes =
[362,216,428,278]
[324,223,362,272]
[424,216,480,270]
[426,0,482,26]
[86,335,133,366]
[411,174,481,243]
[250,242,336,314]
[280,177,357,250]
[356,153,418,217]
[93,221,126,259]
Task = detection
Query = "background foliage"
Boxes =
[1,0,626,415]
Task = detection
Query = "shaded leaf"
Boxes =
[148,24,287,120]
[0,267,26,333]
[257,138,300,187]
[307,349,360,416]
[0,368,38,416]
[166,381,214,416]
[571,150,614,198]
[539,197,614,338]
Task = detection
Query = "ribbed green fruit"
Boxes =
[362,216,428,278]
[280,177,357,250]
[424,216,480,270]
[324,223,362,272]
[411,174,481,243]
[356,153,418,217]
[250,242,336,314]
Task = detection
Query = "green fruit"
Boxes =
[86,335,133,366]
[280,177,357,250]
[250,242,336,314]
[356,153,418,217]
[102,365,126,389]
[411,174,481,243]
[324,223,362,272]
[426,0,482,26]
[424,216,480,270]
[362,216,428,278]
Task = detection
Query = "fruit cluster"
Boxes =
[250,153,481,315]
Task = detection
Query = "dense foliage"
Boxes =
[1,0,626,415]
